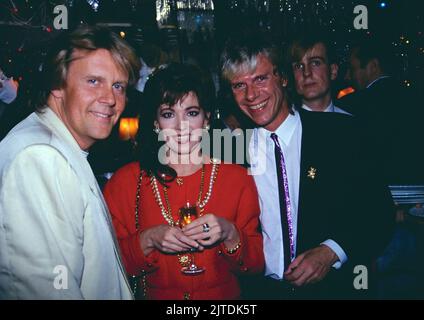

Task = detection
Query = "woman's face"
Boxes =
[155,91,209,157]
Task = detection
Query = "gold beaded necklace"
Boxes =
[150,160,220,226]
[149,160,220,268]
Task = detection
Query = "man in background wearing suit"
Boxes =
[0,67,18,118]
[0,25,140,299]
[221,33,394,299]
[341,38,424,184]
[288,31,350,115]
[0,67,19,140]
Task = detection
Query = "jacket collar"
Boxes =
[36,107,101,198]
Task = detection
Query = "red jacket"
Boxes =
[103,162,264,300]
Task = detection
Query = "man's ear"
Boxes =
[330,63,339,81]
[50,88,64,99]
[366,58,380,76]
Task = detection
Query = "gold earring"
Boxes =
[204,124,210,131]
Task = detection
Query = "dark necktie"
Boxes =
[271,133,295,272]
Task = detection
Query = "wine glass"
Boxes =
[179,202,205,275]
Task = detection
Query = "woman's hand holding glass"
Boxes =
[139,224,203,256]
[182,213,241,249]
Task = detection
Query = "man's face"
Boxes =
[292,43,337,105]
[230,54,288,132]
[345,52,369,90]
[51,49,128,150]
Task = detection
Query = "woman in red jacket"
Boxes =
[104,64,264,300]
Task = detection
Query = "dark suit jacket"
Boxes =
[296,109,395,297]
[241,109,395,299]
[338,77,424,184]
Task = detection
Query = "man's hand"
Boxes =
[284,245,339,287]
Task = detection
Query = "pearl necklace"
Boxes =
[150,160,220,226]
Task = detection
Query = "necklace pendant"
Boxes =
[178,254,191,267]
[176,177,183,186]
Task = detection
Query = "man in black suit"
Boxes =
[220,34,394,299]
[340,39,423,184]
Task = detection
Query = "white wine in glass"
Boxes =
[179,202,205,275]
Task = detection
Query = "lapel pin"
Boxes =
[307,167,317,179]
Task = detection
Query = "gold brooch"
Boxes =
[307,167,317,179]
[176,177,183,186]
[178,254,191,267]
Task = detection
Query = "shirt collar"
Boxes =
[301,101,334,113]
[258,109,300,146]
[367,75,390,89]
[37,107,87,153]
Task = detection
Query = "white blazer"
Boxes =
[0,108,133,299]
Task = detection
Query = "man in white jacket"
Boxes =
[0,24,140,299]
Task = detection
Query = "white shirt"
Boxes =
[249,110,347,280]
[135,57,154,92]
[301,101,351,115]
[366,75,390,89]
